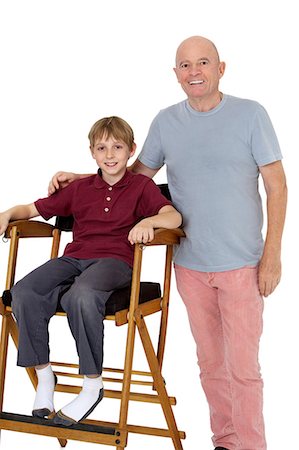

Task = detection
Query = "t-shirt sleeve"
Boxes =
[138,113,165,169]
[251,104,283,167]
[136,178,173,218]
[35,184,74,220]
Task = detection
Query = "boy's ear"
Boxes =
[90,145,96,159]
[129,143,137,158]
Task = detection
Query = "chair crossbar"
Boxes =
[0,412,126,446]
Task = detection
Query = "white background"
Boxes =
[0,1,298,449]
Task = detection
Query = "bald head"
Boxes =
[175,36,220,67]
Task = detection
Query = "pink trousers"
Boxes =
[174,264,266,450]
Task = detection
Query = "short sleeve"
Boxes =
[251,104,283,167]
[35,183,74,220]
[138,114,165,169]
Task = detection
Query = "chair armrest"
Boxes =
[146,228,185,246]
[4,220,56,239]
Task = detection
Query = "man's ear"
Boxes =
[219,61,226,79]
[173,67,180,82]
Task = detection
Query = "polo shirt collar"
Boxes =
[94,169,133,189]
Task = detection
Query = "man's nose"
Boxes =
[190,63,202,74]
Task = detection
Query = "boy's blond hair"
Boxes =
[88,116,135,149]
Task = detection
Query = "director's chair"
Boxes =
[0,185,186,449]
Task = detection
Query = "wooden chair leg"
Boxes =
[116,245,144,449]
[135,308,184,450]
[115,316,135,450]
[157,245,173,370]
[0,315,10,411]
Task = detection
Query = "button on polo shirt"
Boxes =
[35,170,172,267]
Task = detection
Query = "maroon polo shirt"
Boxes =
[35,170,172,267]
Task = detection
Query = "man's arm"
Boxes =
[128,205,182,245]
[129,159,160,178]
[258,160,287,297]
[48,171,92,195]
[0,203,39,235]
[47,159,161,195]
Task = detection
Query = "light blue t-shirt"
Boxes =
[138,94,283,272]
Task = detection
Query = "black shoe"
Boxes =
[215,447,229,450]
[32,374,58,418]
[53,388,104,427]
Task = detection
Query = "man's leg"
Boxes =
[175,264,238,450]
[216,266,266,450]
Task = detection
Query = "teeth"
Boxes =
[189,80,204,85]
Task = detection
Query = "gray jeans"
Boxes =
[11,256,132,374]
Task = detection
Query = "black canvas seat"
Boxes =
[1,282,161,316]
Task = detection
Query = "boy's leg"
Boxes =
[11,257,81,417]
[175,264,239,450]
[11,256,80,367]
[56,257,132,424]
[33,363,57,417]
[60,257,132,375]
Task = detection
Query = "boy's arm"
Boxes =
[128,205,182,245]
[0,203,39,235]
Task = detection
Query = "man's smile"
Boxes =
[189,80,204,85]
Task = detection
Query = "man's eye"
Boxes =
[180,63,189,69]
[200,60,208,65]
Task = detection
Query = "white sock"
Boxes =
[61,375,103,422]
[33,365,55,412]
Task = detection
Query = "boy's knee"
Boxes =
[11,283,34,317]
[61,284,106,315]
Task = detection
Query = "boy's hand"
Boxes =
[0,213,9,236]
[48,171,77,196]
[128,219,155,245]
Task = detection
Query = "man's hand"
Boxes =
[258,252,281,297]
[48,172,77,196]
[128,218,155,245]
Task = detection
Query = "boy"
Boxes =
[0,116,182,426]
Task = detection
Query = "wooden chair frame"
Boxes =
[0,219,185,449]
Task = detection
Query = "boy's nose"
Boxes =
[106,148,115,158]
